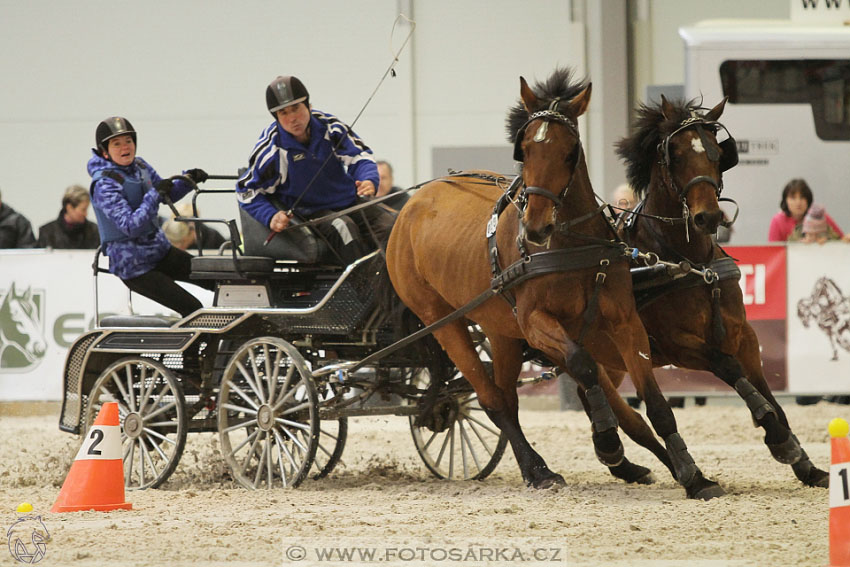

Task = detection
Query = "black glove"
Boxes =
[185,168,208,184]
[155,179,174,200]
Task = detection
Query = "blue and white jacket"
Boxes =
[236,109,379,226]
[87,152,192,279]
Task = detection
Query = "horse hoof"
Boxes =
[686,478,726,501]
[633,471,656,485]
[792,459,829,488]
[804,468,829,488]
[767,435,802,465]
[532,474,566,490]
[609,461,655,485]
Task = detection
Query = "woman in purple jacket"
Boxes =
[88,116,212,317]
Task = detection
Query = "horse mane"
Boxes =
[505,67,589,144]
[615,97,705,198]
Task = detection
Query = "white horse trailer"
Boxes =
[680,21,850,244]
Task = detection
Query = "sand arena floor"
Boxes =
[0,399,839,566]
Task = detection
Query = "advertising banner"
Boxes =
[787,242,850,394]
[0,250,211,401]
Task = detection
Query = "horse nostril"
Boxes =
[693,210,722,231]
[526,223,554,245]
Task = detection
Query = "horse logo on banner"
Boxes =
[797,276,850,361]
[0,283,47,372]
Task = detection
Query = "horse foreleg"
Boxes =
[522,311,626,483]
[482,331,564,489]
[735,324,828,488]
[618,314,724,500]
[431,322,554,488]
[591,366,671,483]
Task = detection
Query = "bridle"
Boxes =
[653,112,740,238]
[513,99,584,210]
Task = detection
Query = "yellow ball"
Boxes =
[16,502,33,513]
[829,418,850,439]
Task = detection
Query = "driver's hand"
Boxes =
[269,210,292,232]
[355,180,375,197]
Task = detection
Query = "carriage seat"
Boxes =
[239,207,330,264]
[98,315,178,328]
[190,254,276,280]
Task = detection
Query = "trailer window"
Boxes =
[720,59,850,141]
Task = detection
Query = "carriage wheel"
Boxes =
[85,356,187,490]
[407,334,508,480]
[311,417,348,480]
[308,382,348,479]
[218,337,319,489]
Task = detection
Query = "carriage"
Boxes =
[57,178,524,491]
[59,68,828,497]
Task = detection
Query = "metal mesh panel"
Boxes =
[274,262,375,334]
[181,312,241,329]
[59,333,100,433]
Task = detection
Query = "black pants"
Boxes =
[123,247,215,317]
[309,203,396,265]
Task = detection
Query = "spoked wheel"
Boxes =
[85,356,187,490]
[310,382,348,480]
[407,333,508,480]
[218,337,319,489]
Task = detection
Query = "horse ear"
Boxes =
[22,287,31,302]
[568,83,592,117]
[519,77,538,112]
[704,96,728,122]
[660,94,675,120]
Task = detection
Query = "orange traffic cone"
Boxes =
[830,418,850,566]
[52,402,132,513]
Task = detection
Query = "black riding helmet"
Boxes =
[266,76,309,115]
[96,116,137,155]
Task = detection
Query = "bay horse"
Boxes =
[596,95,827,488]
[384,68,722,498]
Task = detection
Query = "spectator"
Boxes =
[88,116,213,317]
[163,203,226,251]
[768,178,850,242]
[0,187,37,248]
[236,75,395,265]
[37,184,100,249]
[791,203,843,243]
[376,160,410,212]
[611,183,636,211]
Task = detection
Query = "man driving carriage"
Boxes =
[236,75,395,265]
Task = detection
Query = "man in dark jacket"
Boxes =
[0,188,37,248]
[37,184,100,249]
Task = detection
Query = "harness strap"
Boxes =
[577,259,611,346]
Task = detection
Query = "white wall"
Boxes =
[0,0,411,231]
[0,0,800,242]
[0,0,589,236]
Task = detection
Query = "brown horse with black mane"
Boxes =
[383,68,722,498]
[596,95,827,489]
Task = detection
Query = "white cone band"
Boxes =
[74,424,122,461]
[830,462,850,509]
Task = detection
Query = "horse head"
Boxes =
[617,95,738,240]
[507,69,592,247]
[0,283,46,362]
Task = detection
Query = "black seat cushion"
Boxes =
[239,207,329,264]
[191,255,275,275]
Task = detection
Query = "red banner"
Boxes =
[725,245,786,321]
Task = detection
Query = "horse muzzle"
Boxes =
[693,208,723,234]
